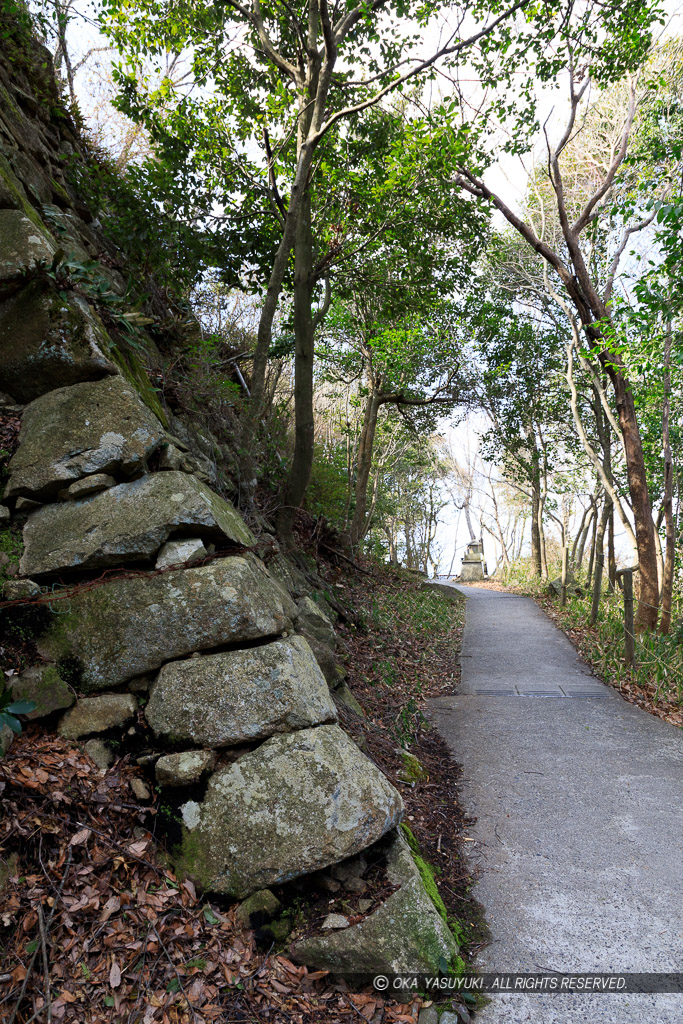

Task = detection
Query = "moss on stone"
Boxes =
[399,751,429,783]
[0,152,52,233]
[109,347,168,427]
[400,823,465,956]
[0,527,24,587]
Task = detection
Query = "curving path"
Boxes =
[428,583,683,1024]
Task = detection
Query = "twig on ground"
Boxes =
[151,923,200,1024]
[37,903,52,1023]
[8,848,72,1024]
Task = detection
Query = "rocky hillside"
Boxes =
[0,5,458,989]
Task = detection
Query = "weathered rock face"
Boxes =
[268,553,311,600]
[10,664,74,719]
[0,209,55,278]
[4,376,166,500]
[155,537,207,570]
[38,556,296,690]
[63,474,116,500]
[304,635,346,688]
[155,750,216,787]
[295,596,336,648]
[145,636,337,748]
[58,693,138,739]
[178,724,403,897]
[292,831,458,978]
[20,470,255,576]
[0,285,118,403]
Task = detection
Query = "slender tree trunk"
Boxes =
[607,505,616,592]
[575,506,594,574]
[277,187,315,544]
[571,503,591,567]
[560,498,570,607]
[350,390,382,548]
[607,364,659,630]
[660,327,675,634]
[530,480,542,576]
[539,499,549,580]
[590,498,611,626]
[586,495,600,589]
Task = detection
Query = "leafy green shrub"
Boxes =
[304,442,352,529]
[0,688,35,742]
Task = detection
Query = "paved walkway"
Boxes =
[428,584,683,1024]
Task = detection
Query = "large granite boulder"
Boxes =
[145,636,337,748]
[4,376,166,501]
[304,635,346,688]
[0,284,118,403]
[20,470,255,576]
[0,209,55,279]
[38,556,296,691]
[292,831,458,979]
[177,724,403,897]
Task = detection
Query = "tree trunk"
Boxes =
[350,390,382,549]
[539,498,549,580]
[575,507,594,573]
[530,480,542,577]
[660,328,675,634]
[276,187,315,544]
[603,361,658,630]
[590,498,611,626]
[586,495,599,588]
[607,504,616,592]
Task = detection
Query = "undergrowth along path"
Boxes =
[428,583,683,1024]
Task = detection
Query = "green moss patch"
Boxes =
[401,823,466,956]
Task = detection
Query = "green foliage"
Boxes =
[371,587,460,638]
[0,528,23,589]
[0,687,35,740]
[553,591,683,707]
[12,249,153,349]
[66,137,237,304]
[304,443,350,529]
[393,696,427,748]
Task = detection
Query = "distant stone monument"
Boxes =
[460,539,487,581]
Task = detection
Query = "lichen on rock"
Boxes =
[38,556,296,690]
[5,375,166,501]
[145,635,337,748]
[176,723,403,898]
[20,469,255,576]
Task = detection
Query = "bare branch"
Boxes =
[315,0,529,145]
[573,76,637,234]
[603,204,658,303]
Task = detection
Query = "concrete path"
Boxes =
[428,584,683,1024]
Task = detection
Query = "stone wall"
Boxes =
[0,9,457,979]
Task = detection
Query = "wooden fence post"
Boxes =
[616,566,638,669]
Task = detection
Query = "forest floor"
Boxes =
[457,579,682,727]
[0,559,479,1024]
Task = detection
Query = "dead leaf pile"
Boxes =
[0,732,423,1023]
